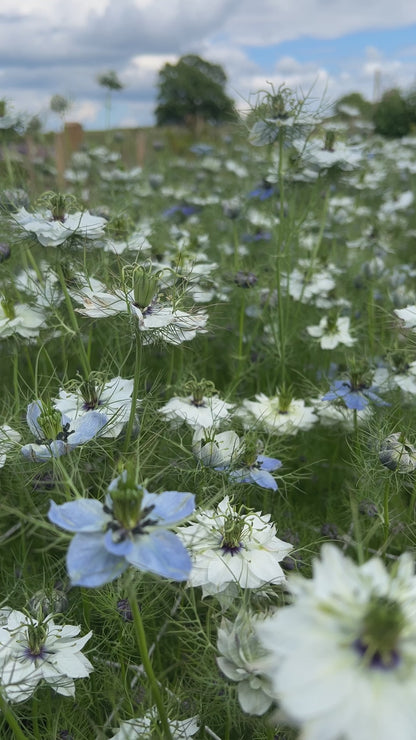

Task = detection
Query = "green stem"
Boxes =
[274,130,288,387]
[383,476,391,543]
[128,583,173,740]
[237,292,245,362]
[350,493,364,565]
[56,263,90,377]
[0,693,29,740]
[123,340,141,451]
[2,144,14,186]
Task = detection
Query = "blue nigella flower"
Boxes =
[247,180,275,201]
[189,143,213,156]
[242,230,272,243]
[322,379,389,411]
[48,471,195,587]
[226,455,282,491]
[21,399,107,462]
[162,204,201,220]
[193,429,282,491]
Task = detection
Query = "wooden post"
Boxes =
[136,130,147,166]
[54,131,65,189]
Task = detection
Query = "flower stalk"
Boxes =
[128,582,173,740]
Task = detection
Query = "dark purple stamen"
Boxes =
[353,638,401,670]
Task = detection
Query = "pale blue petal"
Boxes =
[126,530,192,580]
[229,467,278,490]
[248,467,278,490]
[26,401,43,437]
[21,440,66,461]
[146,491,195,524]
[67,533,127,587]
[104,528,132,556]
[68,411,108,446]
[343,392,368,410]
[48,499,110,532]
[257,455,282,471]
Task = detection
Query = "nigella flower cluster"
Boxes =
[0,608,92,703]
[48,470,195,586]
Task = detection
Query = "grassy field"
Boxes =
[0,99,416,739]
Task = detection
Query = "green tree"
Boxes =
[155,54,236,127]
[373,88,410,138]
[334,92,374,120]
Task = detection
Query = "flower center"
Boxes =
[24,623,50,663]
[220,513,245,555]
[79,378,102,410]
[132,265,160,309]
[184,377,216,407]
[354,595,404,670]
[105,484,157,542]
[37,401,67,441]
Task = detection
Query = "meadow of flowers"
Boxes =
[1,89,416,738]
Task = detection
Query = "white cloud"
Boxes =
[220,0,416,46]
[0,0,415,129]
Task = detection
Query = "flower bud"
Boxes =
[379,433,416,473]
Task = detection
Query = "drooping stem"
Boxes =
[128,582,173,739]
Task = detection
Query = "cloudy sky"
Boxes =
[1,0,416,130]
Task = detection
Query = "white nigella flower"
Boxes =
[237,392,318,435]
[100,228,152,255]
[293,133,364,171]
[394,305,416,330]
[111,709,199,739]
[71,278,126,318]
[159,394,234,431]
[0,298,47,339]
[0,425,21,467]
[177,496,292,600]
[313,398,372,430]
[394,360,416,395]
[192,428,243,467]
[0,608,93,703]
[14,263,63,308]
[13,206,107,247]
[256,544,416,740]
[217,610,275,715]
[284,265,338,306]
[129,300,208,345]
[53,375,135,438]
[72,267,208,345]
[306,315,356,349]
